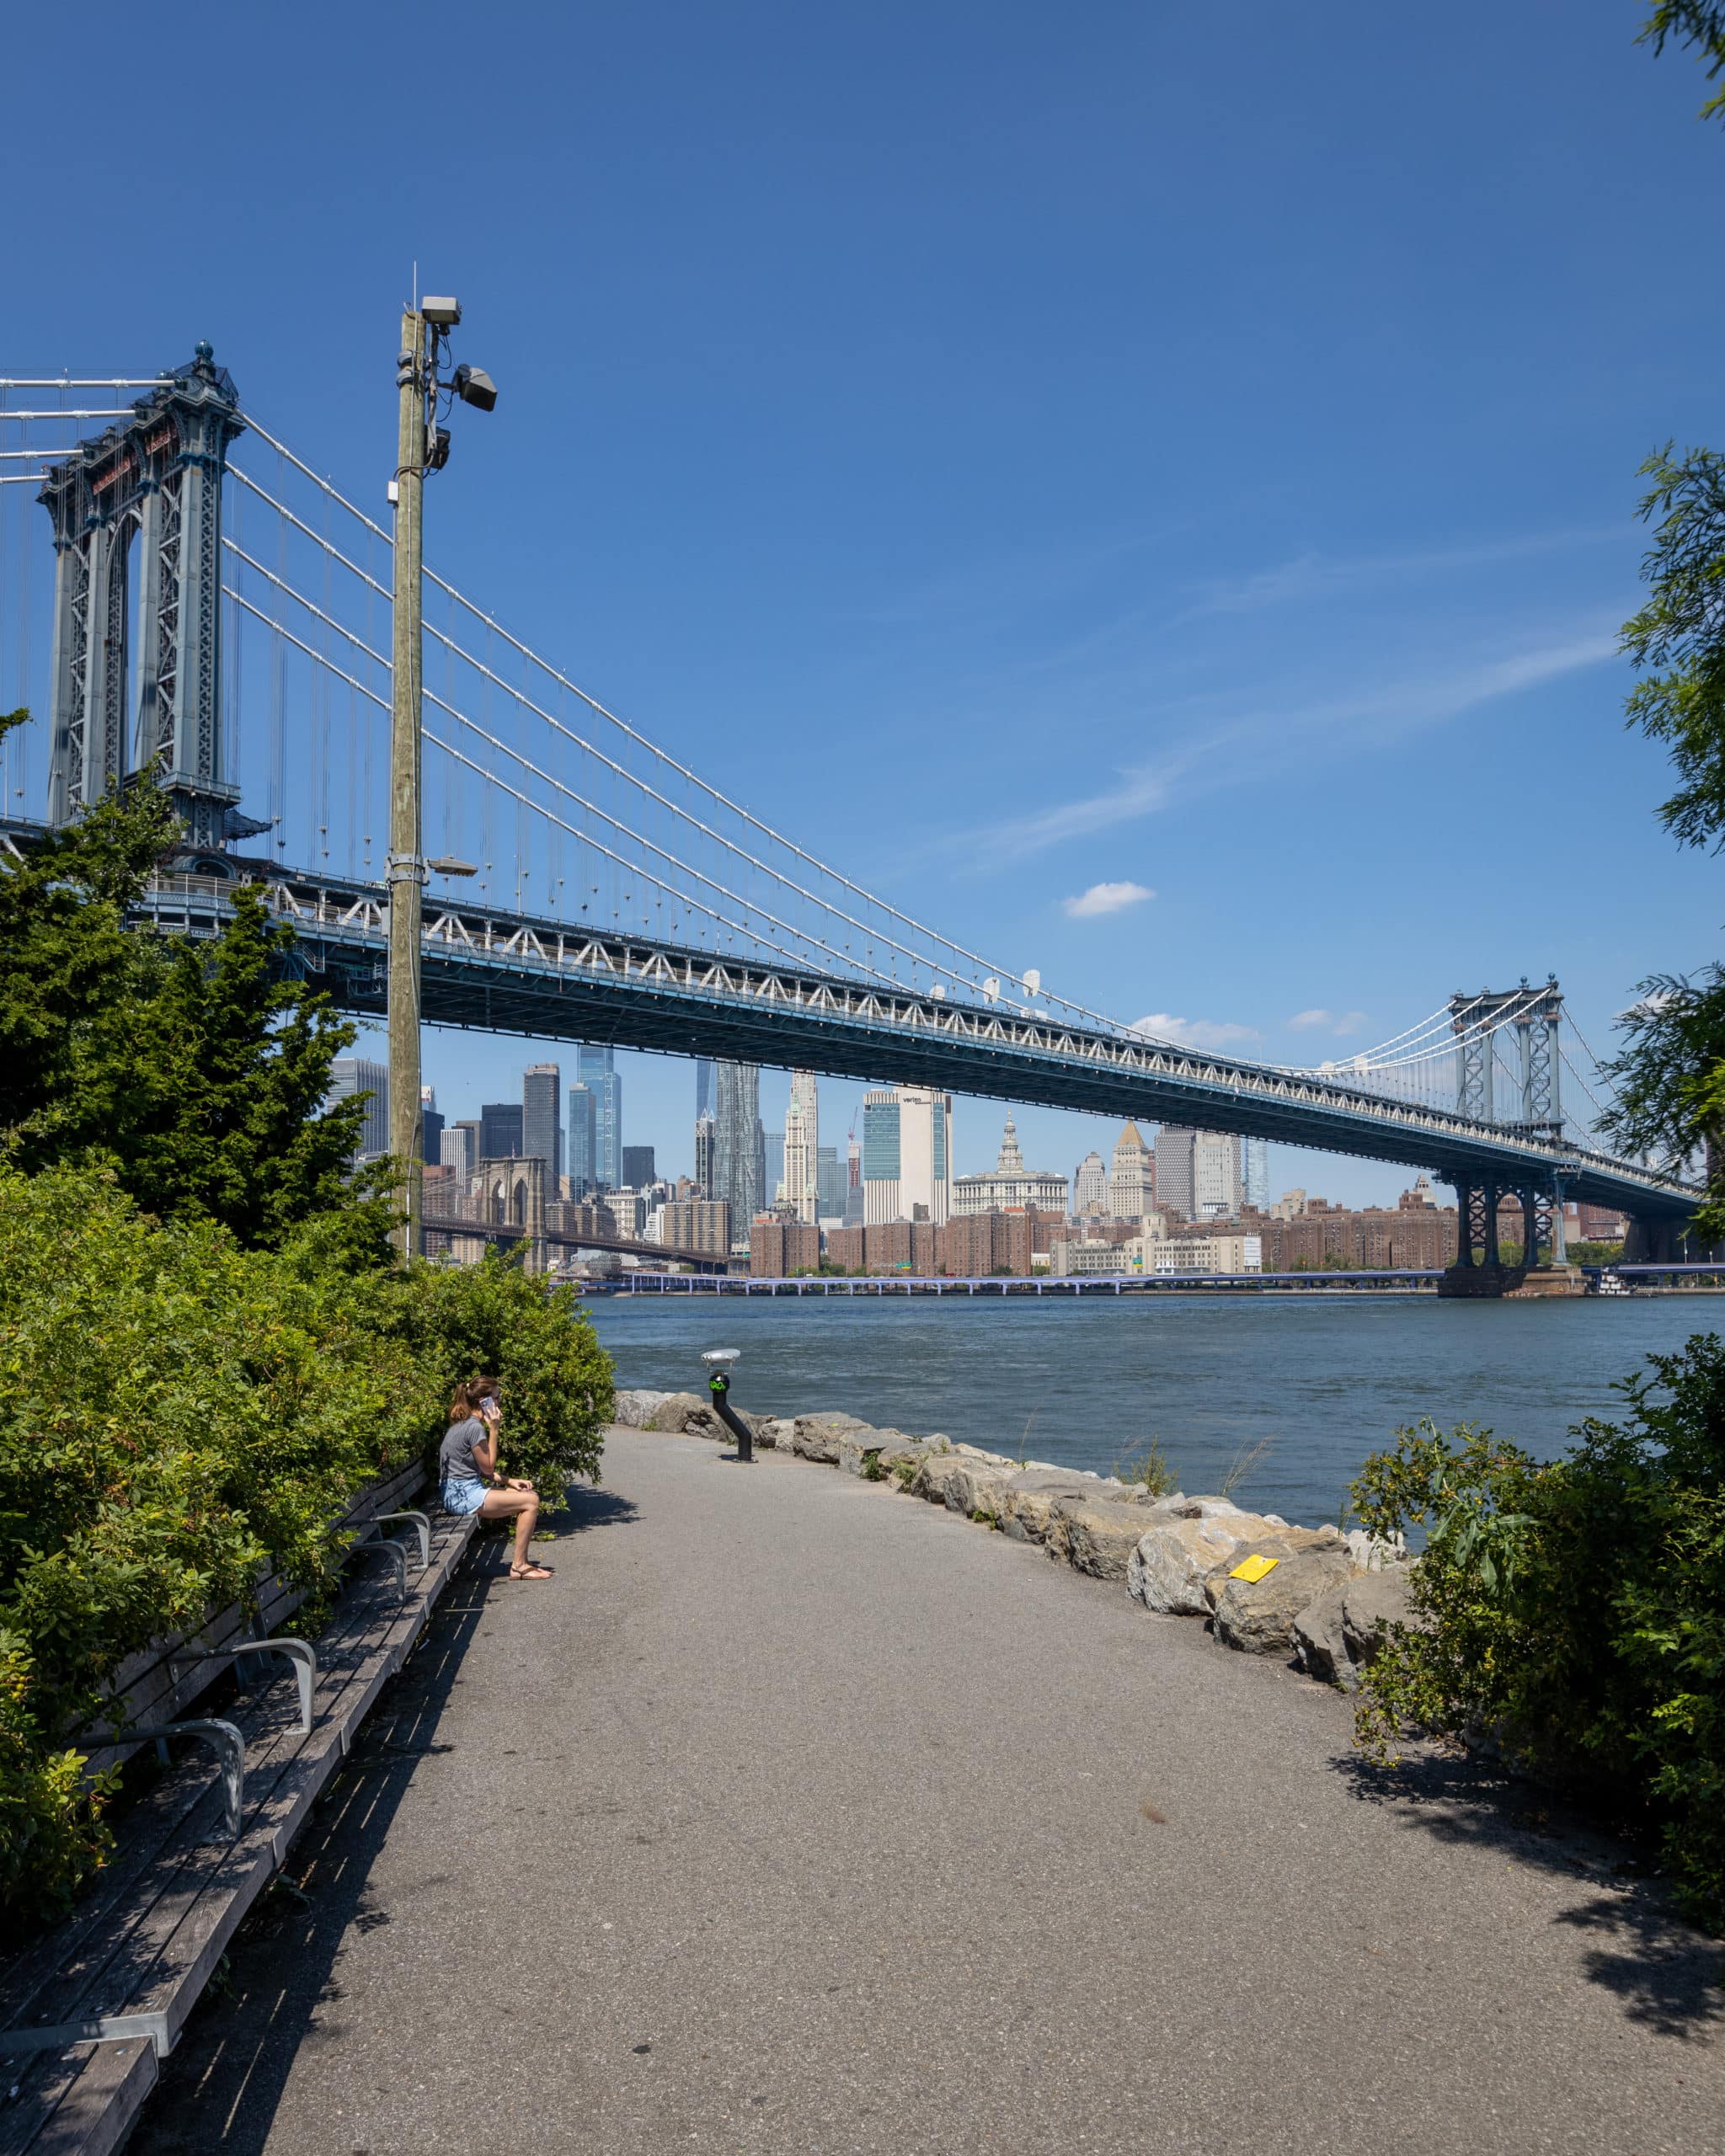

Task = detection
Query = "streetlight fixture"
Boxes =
[388,290,499,1262]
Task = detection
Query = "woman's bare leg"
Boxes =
[478,1486,548,1577]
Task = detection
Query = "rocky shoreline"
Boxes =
[611,1390,1418,1692]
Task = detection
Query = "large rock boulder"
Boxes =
[611,1388,669,1428]
[1343,1527,1409,1572]
[760,1417,797,1449]
[841,1427,916,1476]
[1058,1497,1172,1582]
[1292,1565,1423,1688]
[911,1450,1011,1518]
[1290,1584,1353,1687]
[1343,1566,1422,1669]
[680,1404,772,1444]
[1211,1542,1354,1655]
[792,1412,868,1463]
[1167,1495,1256,1524]
[999,1470,1107,1546]
[644,1391,708,1433]
[1199,1523,1347,1608]
[1128,1514,1258,1615]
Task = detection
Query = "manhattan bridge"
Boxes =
[0,348,1702,1289]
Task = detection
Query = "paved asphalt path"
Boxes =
[136,1427,1723,2155]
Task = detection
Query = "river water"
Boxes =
[585,1292,1722,1526]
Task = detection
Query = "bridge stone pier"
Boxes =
[1623,1214,1692,1265]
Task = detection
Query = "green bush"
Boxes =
[350,1250,614,1502]
[1350,1337,1725,1930]
[0,1162,436,1925]
[0,1171,617,1929]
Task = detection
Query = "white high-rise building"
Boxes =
[1108,1121,1155,1219]
[862,1085,953,1225]
[782,1071,819,1224]
[1194,1129,1242,1218]
[1072,1150,1108,1216]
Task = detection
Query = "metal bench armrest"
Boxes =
[169,1638,316,1733]
[373,1509,431,1569]
[122,1718,245,1841]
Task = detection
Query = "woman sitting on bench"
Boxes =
[439,1377,552,1581]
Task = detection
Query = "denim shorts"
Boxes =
[441,1475,488,1517]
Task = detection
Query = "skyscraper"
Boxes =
[622,1145,656,1187]
[695,1058,716,1124]
[1242,1134,1269,1211]
[713,1061,764,1238]
[567,1084,597,1193]
[862,1086,953,1225]
[846,1129,863,1225]
[419,1085,444,1167]
[815,1144,846,1221]
[576,1046,622,1187]
[763,1129,785,1206]
[439,1122,476,1177]
[1072,1150,1108,1215]
[1108,1122,1154,1219]
[478,1102,523,1159]
[782,1071,819,1224]
[328,1059,389,1161]
[1194,1130,1242,1218]
[522,1063,562,1179]
[1155,1125,1197,1219]
[693,1113,715,1200]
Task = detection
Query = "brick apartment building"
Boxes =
[750,1216,820,1277]
[784,1206,1065,1279]
[1239,1198,1458,1270]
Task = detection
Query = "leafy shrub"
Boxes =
[351,1250,613,1503]
[0,1162,436,1926]
[1350,1337,1725,1930]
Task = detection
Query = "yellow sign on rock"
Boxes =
[1229,1552,1280,1583]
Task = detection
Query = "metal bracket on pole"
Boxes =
[123,1718,245,1842]
[169,1639,317,1735]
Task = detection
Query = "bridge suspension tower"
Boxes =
[1444,978,1570,1289]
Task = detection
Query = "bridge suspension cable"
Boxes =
[226,414,1147,1034]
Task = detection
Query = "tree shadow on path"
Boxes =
[1332,1748,1725,2042]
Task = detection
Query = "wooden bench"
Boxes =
[0,1469,483,2156]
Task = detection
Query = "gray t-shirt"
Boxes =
[439,1414,490,1486]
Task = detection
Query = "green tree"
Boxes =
[0,722,387,1252]
[1638,4,1725,122]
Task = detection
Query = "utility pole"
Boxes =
[388,305,428,1262]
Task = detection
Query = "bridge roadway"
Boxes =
[420,1210,729,1272]
[128,1425,1725,2155]
[127,860,1698,1220]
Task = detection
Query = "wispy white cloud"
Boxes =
[1062,879,1155,919]
[956,626,1618,867]
[1131,1012,1260,1050]
[1333,1010,1368,1037]
[1175,528,1621,624]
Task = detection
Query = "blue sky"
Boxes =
[5,2,1721,1199]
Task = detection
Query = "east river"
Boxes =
[585,1291,1722,1525]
